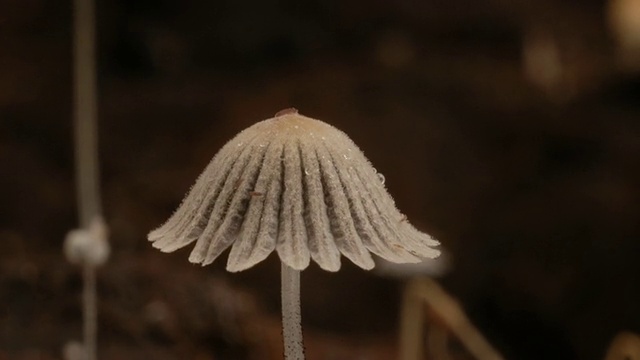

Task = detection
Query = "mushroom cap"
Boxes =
[148,110,440,272]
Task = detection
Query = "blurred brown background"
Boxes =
[1,0,639,359]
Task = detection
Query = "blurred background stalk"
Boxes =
[73,0,101,358]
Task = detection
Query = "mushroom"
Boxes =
[148,109,440,359]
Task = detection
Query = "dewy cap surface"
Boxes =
[148,110,440,272]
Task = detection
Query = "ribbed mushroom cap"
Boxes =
[148,109,440,272]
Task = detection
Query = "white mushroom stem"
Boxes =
[74,0,100,225]
[83,264,97,360]
[73,0,102,358]
[281,263,305,360]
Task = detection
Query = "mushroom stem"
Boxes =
[83,264,97,360]
[73,0,101,358]
[281,263,305,360]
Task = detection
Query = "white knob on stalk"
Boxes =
[64,216,110,266]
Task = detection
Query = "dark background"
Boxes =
[1,0,639,359]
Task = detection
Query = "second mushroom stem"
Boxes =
[281,263,305,360]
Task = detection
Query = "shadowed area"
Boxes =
[1,0,639,359]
